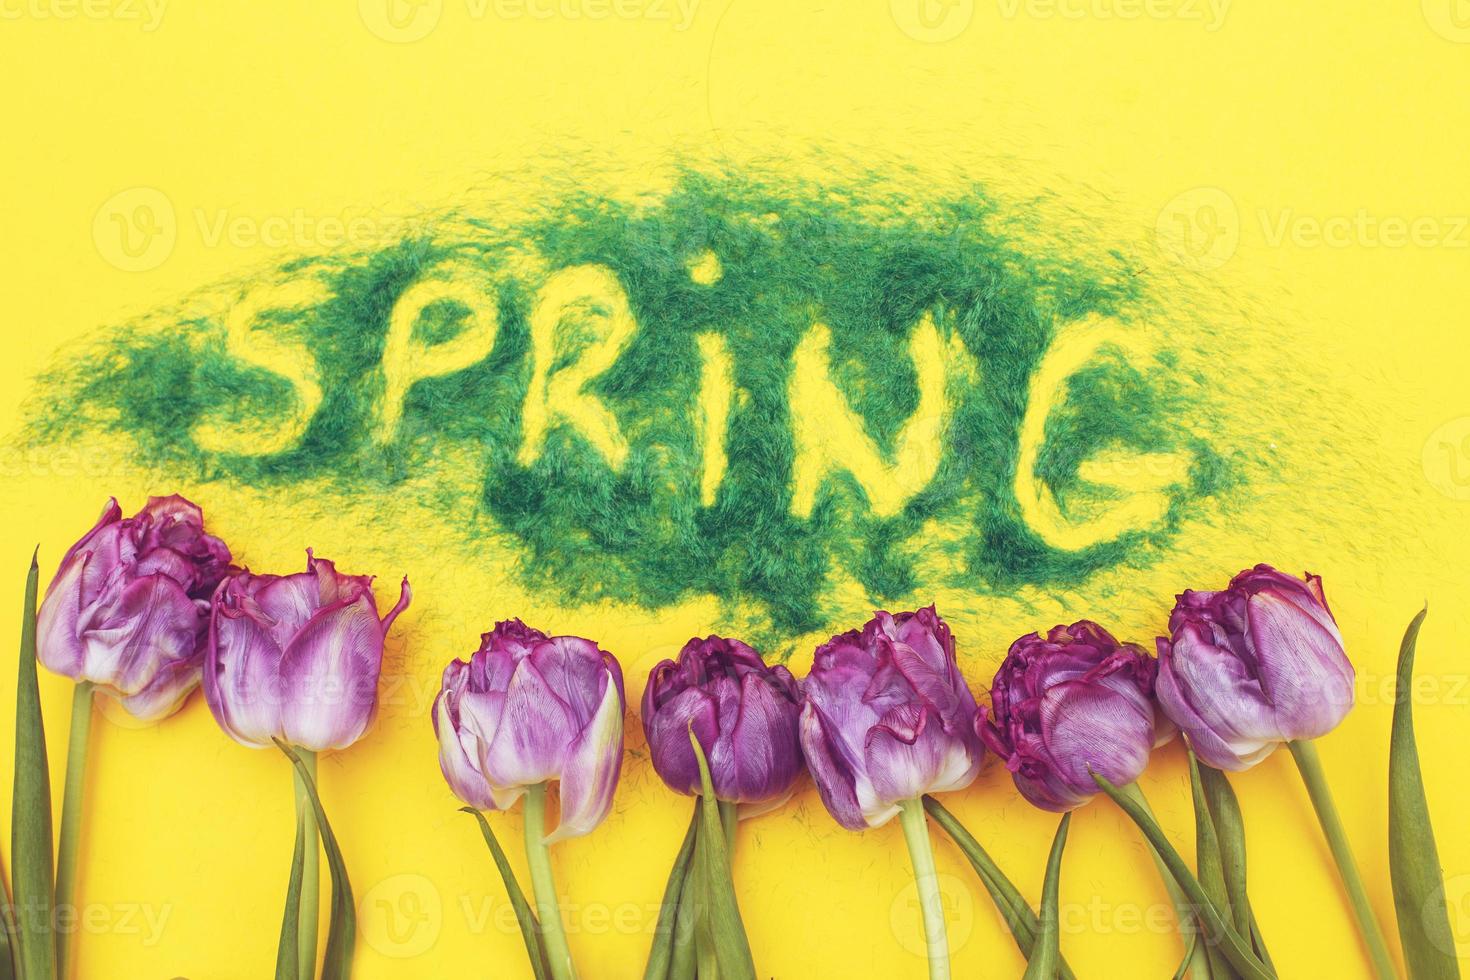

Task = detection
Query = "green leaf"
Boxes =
[1198,761,1253,943]
[922,796,1077,980]
[1022,812,1070,980]
[274,808,308,980]
[0,846,17,980]
[688,729,756,980]
[1189,752,1234,979]
[1117,782,1213,980]
[0,852,14,980]
[642,802,699,980]
[1248,912,1276,974]
[461,808,550,980]
[1094,772,1275,980]
[667,847,698,980]
[54,681,93,980]
[1202,759,1276,974]
[1172,933,1202,980]
[1389,607,1460,979]
[276,741,354,980]
[12,552,55,980]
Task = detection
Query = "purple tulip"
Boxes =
[979,621,1170,812]
[1156,565,1354,771]
[432,620,625,841]
[37,496,232,721]
[641,636,804,814]
[204,551,410,752]
[800,607,984,831]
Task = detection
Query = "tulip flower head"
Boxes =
[980,621,1170,812]
[641,635,804,815]
[433,620,625,841]
[1156,565,1354,771]
[205,551,410,752]
[37,496,233,721]
[800,607,984,830]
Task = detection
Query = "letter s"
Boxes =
[191,277,329,456]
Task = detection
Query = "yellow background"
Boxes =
[3,0,1470,977]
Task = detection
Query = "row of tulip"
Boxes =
[6,494,1458,979]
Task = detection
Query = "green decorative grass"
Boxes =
[23,165,1235,635]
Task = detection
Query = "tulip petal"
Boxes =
[887,640,960,722]
[1040,680,1153,805]
[864,704,973,813]
[133,547,198,589]
[727,671,803,804]
[1246,589,1354,740]
[456,689,507,747]
[1156,632,1278,771]
[116,657,202,722]
[434,693,497,811]
[304,552,369,607]
[54,498,123,574]
[798,702,867,831]
[487,783,529,812]
[645,685,719,796]
[256,572,330,651]
[81,573,202,696]
[205,605,285,747]
[380,576,412,634]
[480,657,576,788]
[801,665,881,774]
[546,677,624,842]
[892,607,960,683]
[530,636,610,727]
[277,594,383,751]
[704,674,745,793]
[137,493,204,526]
[736,790,797,822]
[36,548,89,680]
[1280,571,1340,638]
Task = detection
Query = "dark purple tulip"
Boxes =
[641,636,804,814]
[1156,565,1354,771]
[205,552,410,752]
[37,496,232,721]
[800,607,984,831]
[432,620,625,840]
[979,621,1170,812]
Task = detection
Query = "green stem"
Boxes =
[1119,781,1211,978]
[1288,740,1396,980]
[1117,787,1211,969]
[294,749,319,980]
[898,798,950,980]
[524,783,576,980]
[55,681,94,980]
[718,800,737,862]
[1119,783,1193,915]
